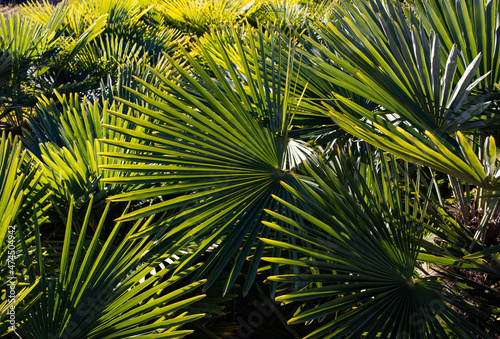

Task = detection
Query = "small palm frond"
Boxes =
[250,0,311,28]
[415,0,500,91]
[72,33,146,82]
[26,91,147,211]
[69,0,152,28]
[0,15,58,61]
[18,0,71,34]
[18,0,60,24]
[98,52,181,105]
[298,0,500,188]
[304,0,492,132]
[158,0,253,34]
[0,14,61,119]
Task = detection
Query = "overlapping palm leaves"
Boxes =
[158,0,254,35]
[299,0,500,189]
[249,0,311,28]
[0,14,61,131]
[16,0,179,100]
[260,148,497,338]
[16,197,206,338]
[24,91,151,212]
[0,0,498,337]
[415,0,500,92]
[0,1,110,132]
[100,27,315,294]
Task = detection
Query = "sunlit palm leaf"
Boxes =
[159,0,254,34]
[303,0,493,132]
[0,13,62,122]
[25,91,150,211]
[17,197,206,338]
[0,133,49,334]
[326,98,500,189]
[298,0,499,188]
[250,0,311,28]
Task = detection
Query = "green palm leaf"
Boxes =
[299,0,499,188]
[261,149,495,338]
[159,0,253,34]
[415,0,500,91]
[100,26,314,294]
[17,197,206,338]
[303,0,493,132]
[25,91,151,211]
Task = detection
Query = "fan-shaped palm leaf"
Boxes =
[24,91,152,211]
[158,0,254,34]
[299,0,500,189]
[16,197,206,338]
[305,0,493,132]
[415,0,500,91]
[261,149,497,338]
[250,0,311,28]
[100,27,314,294]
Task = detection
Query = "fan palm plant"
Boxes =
[18,0,176,98]
[0,2,111,133]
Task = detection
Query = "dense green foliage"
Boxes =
[1,0,499,337]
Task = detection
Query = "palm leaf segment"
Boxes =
[261,149,493,338]
[101,27,312,294]
[0,132,49,334]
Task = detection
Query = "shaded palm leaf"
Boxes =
[261,149,496,338]
[249,0,311,28]
[415,0,500,92]
[303,0,494,132]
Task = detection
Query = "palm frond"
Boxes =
[99,26,315,294]
[17,197,206,338]
[24,91,152,212]
[415,0,500,91]
[261,148,496,338]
